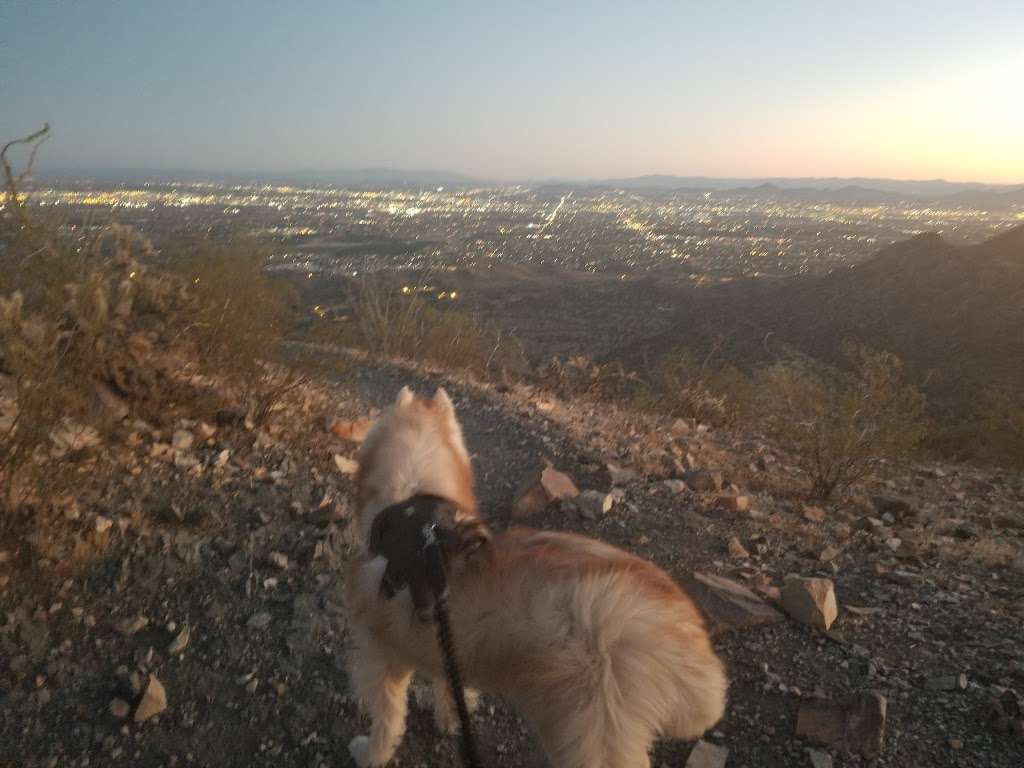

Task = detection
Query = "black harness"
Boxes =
[368,494,485,768]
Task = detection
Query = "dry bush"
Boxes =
[756,344,930,499]
[537,355,639,401]
[973,386,1024,468]
[641,352,754,427]
[0,127,299,522]
[341,279,526,379]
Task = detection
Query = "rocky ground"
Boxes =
[2,350,1022,768]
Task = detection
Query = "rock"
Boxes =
[94,515,113,534]
[684,470,724,493]
[109,698,131,719]
[807,748,833,768]
[727,537,750,559]
[333,454,359,475]
[818,546,841,563]
[167,626,190,656]
[605,462,638,486]
[796,691,887,758]
[171,429,194,452]
[512,465,579,518]
[685,739,728,768]
[133,676,167,722]
[686,572,785,635]
[870,494,914,519]
[803,505,826,523]
[714,494,751,512]
[247,612,272,630]
[663,479,689,494]
[670,418,692,437]
[781,577,838,631]
[575,490,614,519]
[269,551,289,570]
[330,419,375,443]
[925,673,967,691]
[115,615,149,637]
[853,516,885,532]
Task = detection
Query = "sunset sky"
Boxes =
[4,0,1023,183]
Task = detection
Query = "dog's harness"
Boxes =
[368,494,485,768]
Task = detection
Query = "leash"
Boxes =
[368,496,485,768]
[424,535,484,768]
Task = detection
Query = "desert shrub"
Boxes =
[971,386,1024,468]
[341,279,526,379]
[537,355,639,401]
[643,352,755,427]
[0,126,300,520]
[756,344,930,499]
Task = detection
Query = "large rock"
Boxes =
[685,740,728,768]
[134,675,167,722]
[796,691,887,757]
[513,465,579,518]
[782,576,838,631]
[686,572,785,635]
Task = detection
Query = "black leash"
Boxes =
[368,495,485,768]
[425,539,484,768]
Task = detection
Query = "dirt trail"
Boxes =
[2,354,1023,768]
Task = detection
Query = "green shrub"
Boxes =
[757,344,930,499]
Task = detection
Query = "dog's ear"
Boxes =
[432,387,453,413]
[396,386,415,408]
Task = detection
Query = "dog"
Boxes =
[345,387,727,768]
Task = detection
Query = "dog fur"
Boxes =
[345,387,727,768]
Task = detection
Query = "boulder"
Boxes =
[513,466,579,518]
[796,691,887,757]
[686,572,785,635]
[781,577,838,631]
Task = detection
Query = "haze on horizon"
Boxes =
[3,0,1023,185]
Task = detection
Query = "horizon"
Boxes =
[4,2,1024,184]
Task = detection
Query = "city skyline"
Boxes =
[4,1,1024,184]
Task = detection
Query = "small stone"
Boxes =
[925,673,967,691]
[685,739,728,768]
[134,676,167,722]
[269,552,289,570]
[727,537,750,559]
[332,455,359,475]
[663,479,689,494]
[330,419,375,443]
[115,615,149,637]
[803,505,826,523]
[714,494,751,512]
[94,516,113,534]
[109,698,131,719]
[167,626,190,656]
[870,494,914,519]
[684,470,724,493]
[512,465,579,518]
[605,462,638,486]
[949,738,963,750]
[807,748,833,768]
[818,546,841,563]
[171,429,194,452]
[575,490,614,519]
[781,577,838,631]
[796,691,887,758]
[247,612,272,630]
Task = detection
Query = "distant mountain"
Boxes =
[617,223,1024,412]
[36,166,480,188]
[591,175,1019,197]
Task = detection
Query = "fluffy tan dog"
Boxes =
[346,387,727,768]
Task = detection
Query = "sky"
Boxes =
[2,0,1023,183]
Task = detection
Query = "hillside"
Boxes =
[619,224,1024,409]
[2,353,1022,767]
